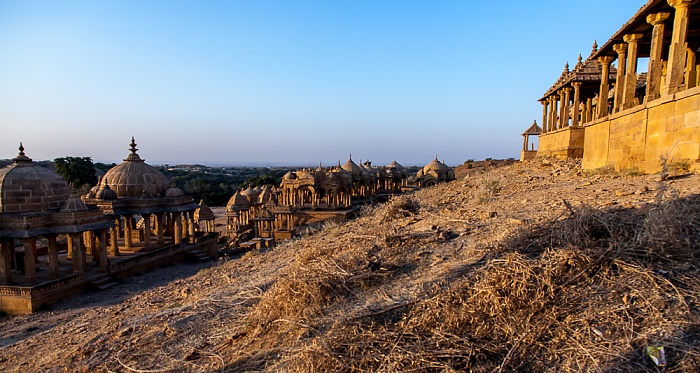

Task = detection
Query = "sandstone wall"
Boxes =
[582,87,700,173]
[537,127,585,159]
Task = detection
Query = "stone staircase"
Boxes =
[186,250,212,263]
[91,275,118,291]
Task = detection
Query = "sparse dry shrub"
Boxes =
[474,173,504,204]
[584,164,616,177]
[383,195,420,220]
[666,158,692,176]
[637,185,700,255]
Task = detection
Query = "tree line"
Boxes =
[50,157,287,206]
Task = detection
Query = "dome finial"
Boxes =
[124,137,143,162]
[578,54,582,63]
[130,137,138,154]
[592,40,598,53]
[12,142,32,163]
[349,153,352,161]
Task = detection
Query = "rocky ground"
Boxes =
[1,159,699,372]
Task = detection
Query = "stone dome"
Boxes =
[226,191,250,211]
[165,183,185,197]
[422,157,450,175]
[342,156,363,180]
[258,189,272,204]
[195,200,215,221]
[100,138,171,198]
[96,183,118,200]
[0,144,72,213]
[282,171,297,180]
[241,187,260,202]
[61,189,89,212]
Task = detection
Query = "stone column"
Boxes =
[571,82,582,127]
[646,13,671,101]
[622,34,644,109]
[0,240,13,285]
[540,100,548,133]
[613,43,628,113]
[585,97,593,123]
[665,0,697,94]
[124,215,133,249]
[188,212,196,243]
[47,235,60,279]
[561,88,572,128]
[110,222,120,256]
[155,213,164,245]
[97,229,109,272]
[142,214,151,249]
[597,56,615,118]
[22,239,36,284]
[551,95,559,130]
[173,212,182,245]
[686,46,697,89]
[69,234,85,273]
[182,213,190,240]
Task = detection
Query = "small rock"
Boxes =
[634,186,648,195]
[117,326,133,337]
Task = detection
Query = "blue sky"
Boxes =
[0,0,642,166]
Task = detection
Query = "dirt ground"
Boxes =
[1,159,699,372]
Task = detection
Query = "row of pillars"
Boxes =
[541,0,698,133]
[0,231,109,285]
[110,210,197,251]
[0,211,199,286]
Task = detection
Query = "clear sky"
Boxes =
[0,0,643,166]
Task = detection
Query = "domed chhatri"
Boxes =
[82,138,200,252]
[0,143,71,213]
[0,143,114,295]
[416,156,456,187]
[100,137,171,198]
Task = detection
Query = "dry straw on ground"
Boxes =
[223,164,700,372]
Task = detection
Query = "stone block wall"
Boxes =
[581,87,700,173]
[537,127,585,159]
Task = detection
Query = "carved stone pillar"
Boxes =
[540,100,548,133]
[173,212,182,245]
[47,235,60,279]
[571,82,582,127]
[597,56,615,118]
[561,87,572,128]
[155,213,164,245]
[124,215,133,249]
[110,221,120,256]
[687,46,697,89]
[188,212,196,243]
[622,34,644,109]
[182,212,189,240]
[0,240,13,285]
[550,95,559,130]
[21,239,36,285]
[665,0,697,94]
[142,214,151,249]
[98,229,109,272]
[585,97,593,123]
[613,43,628,113]
[646,13,671,101]
[69,234,85,273]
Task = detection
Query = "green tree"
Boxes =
[54,157,98,190]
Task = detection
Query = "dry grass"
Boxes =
[225,184,700,372]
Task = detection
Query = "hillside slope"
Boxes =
[1,159,700,372]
